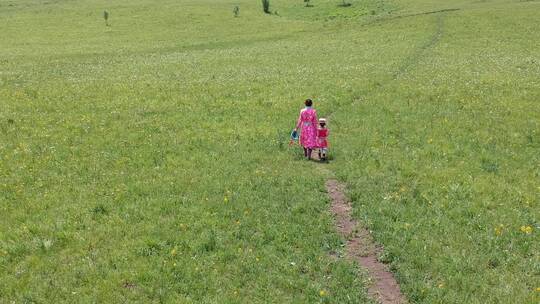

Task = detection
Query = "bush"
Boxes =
[103,10,109,26]
[262,0,270,14]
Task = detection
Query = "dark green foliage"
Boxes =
[91,204,108,215]
[481,158,499,173]
[338,0,351,7]
[200,230,217,252]
[233,5,240,17]
[262,0,270,14]
[103,10,109,26]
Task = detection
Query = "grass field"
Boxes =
[1,0,539,303]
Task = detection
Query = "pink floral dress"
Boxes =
[296,107,318,149]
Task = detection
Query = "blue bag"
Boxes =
[290,130,299,140]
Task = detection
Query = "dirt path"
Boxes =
[312,157,406,304]
[307,13,451,301]
[325,179,406,304]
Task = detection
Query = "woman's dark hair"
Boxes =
[305,99,313,107]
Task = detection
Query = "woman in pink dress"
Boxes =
[294,99,318,159]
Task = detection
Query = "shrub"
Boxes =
[233,5,240,17]
[262,0,270,14]
[103,10,109,26]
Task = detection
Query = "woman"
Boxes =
[294,98,318,159]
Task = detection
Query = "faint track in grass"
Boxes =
[321,10,450,119]
[393,13,446,79]
[327,10,451,117]
[360,8,460,28]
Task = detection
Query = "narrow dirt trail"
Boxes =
[325,178,406,304]
[307,12,455,302]
[313,159,406,304]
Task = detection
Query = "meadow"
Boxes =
[1,0,538,303]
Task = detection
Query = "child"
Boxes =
[317,118,329,161]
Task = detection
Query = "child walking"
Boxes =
[294,99,318,159]
[317,118,329,161]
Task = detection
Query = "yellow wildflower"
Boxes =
[438,283,444,288]
[494,224,503,236]
[520,225,533,234]
[535,287,540,292]
[171,247,178,256]
[319,290,327,297]
[224,197,228,202]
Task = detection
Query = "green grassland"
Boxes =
[1,0,539,303]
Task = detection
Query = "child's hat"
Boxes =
[319,118,327,123]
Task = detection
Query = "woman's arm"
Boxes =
[294,111,302,131]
